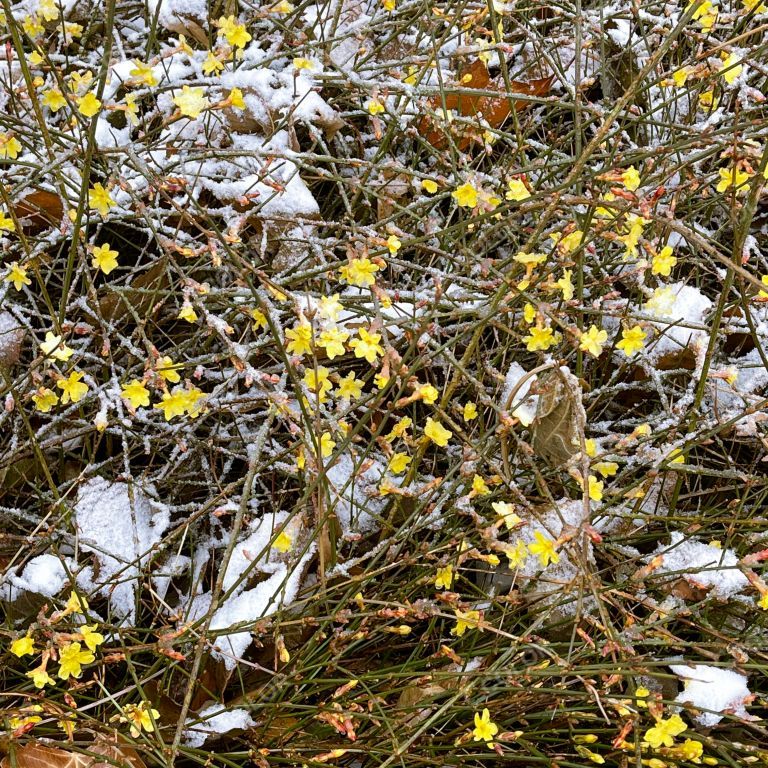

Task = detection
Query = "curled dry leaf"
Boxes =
[1,740,147,768]
[14,190,64,232]
[418,59,554,150]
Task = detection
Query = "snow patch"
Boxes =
[670,663,752,726]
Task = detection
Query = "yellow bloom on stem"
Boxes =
[452,182,478,209]
[418,383,439,405]
[91,243,119,274]
[622,165,641,191]
[528,530,560,567]
[318,293,343,321]
[319,431,335,457]
[202,50,224,75]
[463,401,478,420]
[743,0,767,11]
[556,269,574,300]
[506,178,530,201]
[65,591,88,614]
[472,708,499,743]
[41,331,74,362]
[643,714,687,749]
[79,624,105,651]
[339,257,381,286]
[228,88,245,110]
[76,91,101,117]
[120,702,160,738]
[318,327,349,359]
[178,303,197,323]
[687,0,717,30]
[285,321,313,356]
[716,165,752,194]
[0,133,22,159]
[293,57,314,70]
[57,641,94,680]
[217,15,251,48]
[337,371,363,400]
[586,474,604,501]
[593,461,618,478]
[524,325,556,352]
[514,250,547,267]
[120,380,150,409]
[386,234,402,254]
[471,474,490,496]
[5,262,31,291]
[349,327,384,363]
[366,98,385,115]
[154,386,204,421]
[27,665,56,689]
[33,387,59,412]
[505,539,528,568]
[42,88,67,111]
[57,371,89,404]
[492,501,521,529]
[129,59,158,87]
[551,229,583,253]
[88,182,116,217]
[156,356,181,383]
[579,325,608,357]
[0,211,15,232]
[173,85,209,118]
[720,51,743,85]
[435,564,453,589]
[11,635,36,657]
[452,608,481,636]
[651,246,677,277]
[273,529,292,553]
[304,366,332,402]
[422,179,438,194]
[388,452,412,474]
[617,325,646,357]
[424,416,451,447]
[758,592,768,609]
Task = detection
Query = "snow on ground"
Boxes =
[183,702,256,747]
[670,663,753,727]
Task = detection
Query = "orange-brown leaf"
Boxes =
[14,190,64,231]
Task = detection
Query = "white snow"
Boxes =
[651,532,749,599]
[74,478,170,621]
[0,553,68,600]
[502,361,538,426]
[183,702,255,747]
[670,663,752,726]
[325,453,386,534]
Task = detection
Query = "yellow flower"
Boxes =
[424,416,451,447]
[320,431,335,457]
[366,98,385,115]
[758,592,768,609]
[285,321,313,356]
[551,229,583,253]
[41,331,74,362]
[318,327,349,359]
[318,293,343,321]
[463,401,478,421]
[388,452,412,474]
[505,539,528,568]
[119,702,160,738]
[11,635,36,657]
[5,262,30,291]
[743,0,767,11]
[687,0,717,30]
[217,15,252,48]
[643,714,687,749]
[79,624,104,651]
[422,179,438,194]
[88,182,116,217]
[472,708,499,743]
[514,251,547,267]
[339,257,381,286]
[153,386,204,420]
[121,380,150,409]
[228,88,245,110]
[57,371,89,404]
[673,739,704,762]
[586,475,604,501]
[387,416,412,440]
[435,564,453,589]
[27,665,55,689]
[716,165,752,194]
[672,67,692,87]
[42,88,67,111]
[38,0,57,20]
[471,474,490,496]
[593,461,618,478]
[65,591,88,614]
[0,210,15,232]
[304,366,332,402]
[622,165,641,191]
[9,705,43,730]
[556,269,574,300]
[386,234,402,254]
[91,243,119,274]
[273,529,292,553]
[76,91,101,117]
[524,325,556,352]
[505,178,530,201]
[124,95,139,125]
[337,371,363,400]
[452,182,478,209]
[523,303,536,324]
[579,325,608,357]
[156,356,181,383]
[129,59,158,87]
[616,325,646,356]
[178,303,197,323]
[528,531,559,567]
[349,327,384,363]
[173,85,209,118]
[251,308,268,330]
[32,387,59,412]
[0,133,22,159]
[293,57,314,70]
[650,245,677,277]
[418,383,439,405]
[202,50,224,75]
[720,51,743,84]
[492,501,521,529]
[452,608,481,637]
[57,641,95,680]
